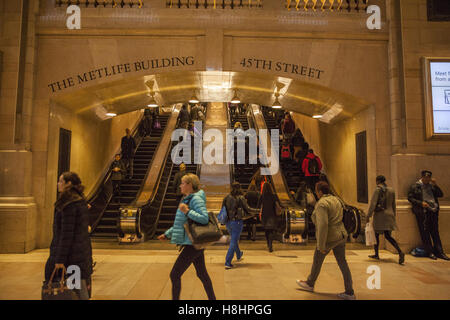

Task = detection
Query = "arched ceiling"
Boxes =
[52,71,371,124]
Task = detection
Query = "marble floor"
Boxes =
[1,246,449,300]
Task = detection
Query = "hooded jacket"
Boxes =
[164,190,209,245]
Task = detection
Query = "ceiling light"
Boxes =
[106,112,117,117]
[148,95,158,108]
[312,114,323,119]
[272,97,282,109]
[231,90,240,104]
[189,93,200,104]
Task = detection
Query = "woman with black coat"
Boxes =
[44,172,93,300]
[244,184,261,241]
[257,182,281,252]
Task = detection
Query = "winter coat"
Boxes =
[312,194,348,252]
[45,190,93,281]
[178,108,190,125]
[245,191,261,209]
[257,184,280,230]
[282,119,296,135]
[367,185,398,232]
[222,194,259,221]
[408,180,443,215]
[302,153,323,176]
[110,159,126,181]
[121,136,136,159]
[164,190,209,245]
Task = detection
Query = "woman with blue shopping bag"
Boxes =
[221,182,259,269]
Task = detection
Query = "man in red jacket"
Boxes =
[302,149,323,193]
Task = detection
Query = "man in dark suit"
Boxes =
[121,128,136,180]
[408,170,449,260]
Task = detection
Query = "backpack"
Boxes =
[308,156,320,175]
[375,187,387,212]
[337,197,361,238]
[281,146,291,159]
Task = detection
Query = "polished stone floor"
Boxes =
[1,244,449,300]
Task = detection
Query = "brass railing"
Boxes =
[166,0,263,9]
[285,0,370,12]
[55,0,144,8]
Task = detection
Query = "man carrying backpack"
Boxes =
[367,175,404,264]
[296,181,355,300]
[302,149,322,194]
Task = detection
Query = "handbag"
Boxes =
[42,266,80,300]
[184,212,223,249]
[218,206,228,224]
[365,222,377,246]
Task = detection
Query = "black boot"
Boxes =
[399,252,405,265]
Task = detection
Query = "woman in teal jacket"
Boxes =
[158,173,216,300]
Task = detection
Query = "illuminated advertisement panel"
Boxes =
[423,58,450,139]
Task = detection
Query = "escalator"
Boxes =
[89,115,169,241]
[260,106,362,241]
[154,139,200,236]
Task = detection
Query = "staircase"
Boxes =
[91,115,169,240]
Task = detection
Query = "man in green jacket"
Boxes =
[296,181,355,300]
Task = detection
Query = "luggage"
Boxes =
[410,247,428,257]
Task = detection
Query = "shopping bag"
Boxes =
[365,222,376,246]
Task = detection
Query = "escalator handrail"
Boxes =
[88,113,144,232]
[129,114,172,207]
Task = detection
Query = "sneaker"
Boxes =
[337,292,356,300]
[368,255,380,260]
[296,280,314,292]
[225,264,234,270]
[236,252,244,262]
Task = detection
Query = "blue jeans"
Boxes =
[226,220,244,266]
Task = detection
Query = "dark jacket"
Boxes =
[245,191,261,209]
[173,170,187,196]
[408,180,443,215]
[45,190,93,281]
[291,130,305,146]
[257,183,280,230]
[282,119,296,135]
[121,136,136,158]
[222,194,259,221]
[110,159,126,181]
[302,153,323,176]
[178,108,190,125]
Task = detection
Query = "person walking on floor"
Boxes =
[408,170,449,260]
[296,181,355,300]
[44,172,93,300]
[110,154,126,204]
[367,175,405,264]
[245,184,261,241]
[222,182,259,269]
[121,128,136,180]
[257,182,281,252]
[157,174,216,300]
